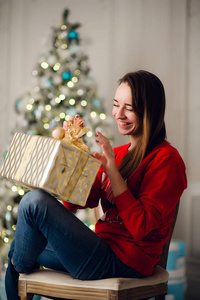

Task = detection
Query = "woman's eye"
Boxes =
[126,107,133,111]
[113,104,119,107]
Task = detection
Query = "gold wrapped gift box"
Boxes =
[0,132,101,206]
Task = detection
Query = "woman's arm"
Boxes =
[93,133,187,240]
[115,147,187,239]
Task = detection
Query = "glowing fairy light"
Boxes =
[77,89,84,96]
[44,123,49,130]
[61,44,68,49]
[53,63,61,71]
[81,100,87,107]
[72,76,78,83]
[11,186,17,192]
[69,98,75,105]
[45,104,52,111]
[61,25,67,30]
[65,115,70,121]
[86,131,93,137]
[18,189,25,196]
[55,97,61,104]
[67,81,74,88]
[12,225,16,231]
[60,112,65,119]
[32,70,38,76]
[55,116,60,122]
[41,62,49,69]
[4,237,9,243]
[90,111,97,118]
[26,104,33,111]
[59,94,66,100]
[99,113,106,120]
[7,205,12,211]
[75,69,81,75]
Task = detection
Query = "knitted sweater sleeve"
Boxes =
[114,146,187,240]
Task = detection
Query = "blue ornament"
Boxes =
[16,99,22,108]
[45,79,53,87]
[92,98,102,110]
[62,71,72,81]
[33,109,42,120]
[68,31,78,40]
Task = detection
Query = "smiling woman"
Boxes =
[5,70,187,300]
[113,71,166,179]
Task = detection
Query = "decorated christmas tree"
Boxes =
[0,8,112,275]
[15,9,112,148]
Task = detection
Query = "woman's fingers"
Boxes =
[95,132,113,155]
[93,151,107,167]
[63,121,69,132]
[93,152,101,159]
[69,116,74,123]
[94,132,114,162]
[95,132,108,146]
[63,115,84,132]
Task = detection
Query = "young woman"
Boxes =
[5,70,187,299]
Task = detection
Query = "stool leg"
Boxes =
[18,280,34,300]
[20,296,33,300]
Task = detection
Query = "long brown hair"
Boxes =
[118,70,166,179]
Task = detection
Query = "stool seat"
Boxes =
[19,265,169,299]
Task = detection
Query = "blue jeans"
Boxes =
[5,189,145,299]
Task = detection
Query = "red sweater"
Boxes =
[63,141,187,276]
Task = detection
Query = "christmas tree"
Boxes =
[15,8,111,148]
[0,8,112,275]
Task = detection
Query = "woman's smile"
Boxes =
[112,82,142,142]
[118,121,133,127]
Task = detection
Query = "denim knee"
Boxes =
[18,189,49,215]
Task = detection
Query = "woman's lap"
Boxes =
[6,189,145,299]
[11,189,143,280]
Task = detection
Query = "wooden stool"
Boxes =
[19,265,168,300]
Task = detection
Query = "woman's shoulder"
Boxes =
[154,141,180,155]
[149,141,184,164]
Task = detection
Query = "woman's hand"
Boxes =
[93,132,128,198]
[93,132,117,177]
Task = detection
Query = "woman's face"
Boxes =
[112,82,142,138]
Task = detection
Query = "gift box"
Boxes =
[0,132,101,206]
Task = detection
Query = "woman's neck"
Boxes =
[128,135,142,151]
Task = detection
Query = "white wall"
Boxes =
[0,0,190,154]
[0,0,200,278]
